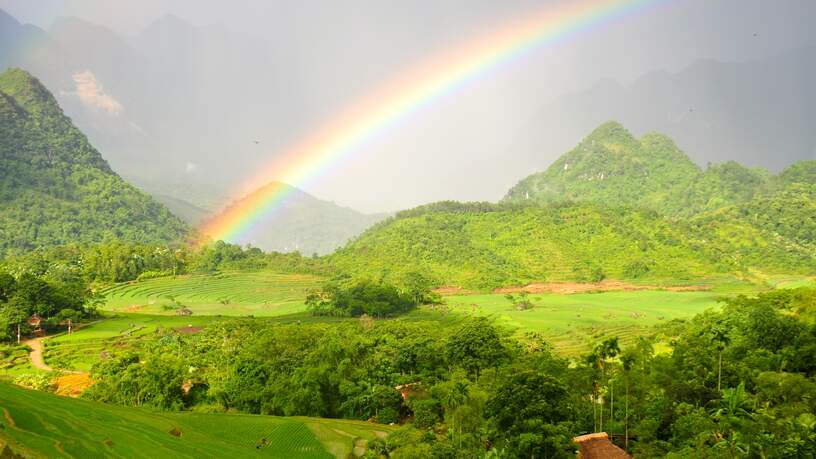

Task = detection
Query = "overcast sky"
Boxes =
[2,0,815,212]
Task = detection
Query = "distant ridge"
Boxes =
[203,181,386,256]
[505,121,810,217]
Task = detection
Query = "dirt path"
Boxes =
[23,338,52,371]
[494,280,712,295]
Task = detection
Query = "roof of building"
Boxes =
[573,433,631,459]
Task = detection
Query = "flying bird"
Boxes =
[253,140,260,144]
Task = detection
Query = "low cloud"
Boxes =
[71,70,124,116]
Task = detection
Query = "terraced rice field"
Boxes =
[0,383,392,458]
[41,315,217,372]
[100,271,322,316]
[443,290,724,355]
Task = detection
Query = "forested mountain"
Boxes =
[205,182,386,256]
[332,125,815,289]
[505,121,812,217]
[0,8,280,194]
[0,68,188,254]
[329,201,815,290]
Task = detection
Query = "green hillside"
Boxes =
[0,383,389,458]
[328,201,815,290]
[691,183,816,261]
[152,194,210,225]
[504,121,701,211]
[502,121,809,217]
[0,68,188,255]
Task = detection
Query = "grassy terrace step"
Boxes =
[101,271,322,317]
[0,383,391,458]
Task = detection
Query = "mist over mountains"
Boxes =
[0,8,281,200]
[1,7,814,213]
[516,46,816,173]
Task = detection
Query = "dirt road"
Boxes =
[23,338,53,371]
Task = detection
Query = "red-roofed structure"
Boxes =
[573,433,631,459]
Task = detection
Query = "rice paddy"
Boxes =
[0,383,392,458]
[442,290,724,355]
[100,271,322,317]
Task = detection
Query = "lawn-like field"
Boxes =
[100,271,321,317]
[0,383,392,458]
[443,290,724,354]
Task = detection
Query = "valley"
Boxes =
[0,4,814,457]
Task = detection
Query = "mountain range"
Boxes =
[505,121,814,217]
[512,47,816,173]
[331,122,815,289]
[0,8,280,193]
[1,8,814,207]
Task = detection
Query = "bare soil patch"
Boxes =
[494,280,711,295]
[433,286,473,296]
[174,326,203,335]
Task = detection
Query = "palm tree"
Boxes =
[710,325,730,392]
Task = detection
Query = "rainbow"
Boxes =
[200,0,658,244]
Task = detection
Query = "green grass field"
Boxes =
[100,271,322,317]
[442,290,724,354]
[0,383,391,458]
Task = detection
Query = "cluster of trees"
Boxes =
[305,274,438,318]
[83,288,816,457]
[0,270,96,341]
[0,240,329,285]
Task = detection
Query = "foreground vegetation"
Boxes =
[0,382,392,458]
[36,288,803,457]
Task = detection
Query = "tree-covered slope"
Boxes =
[503,121,813,218]
[504,121,701,211]
[691,183,816,263]
[204,181,386,256]
[329,201,815,290]
[0,68,189,254]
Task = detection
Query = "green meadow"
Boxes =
[0,383,391,458]
[442,290,724,354]
[100,271,322,317]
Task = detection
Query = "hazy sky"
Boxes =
[2,0,815,212]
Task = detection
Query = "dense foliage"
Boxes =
[329,202,814,289]
[0,269,96,341]
[305,275,434,318]
[0,240,329,286]
[82,288,816,457]
[0,68,189,255]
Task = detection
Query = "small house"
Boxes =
[572,433,631,459]
[27,314,42,328]
[177,308,193,316]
